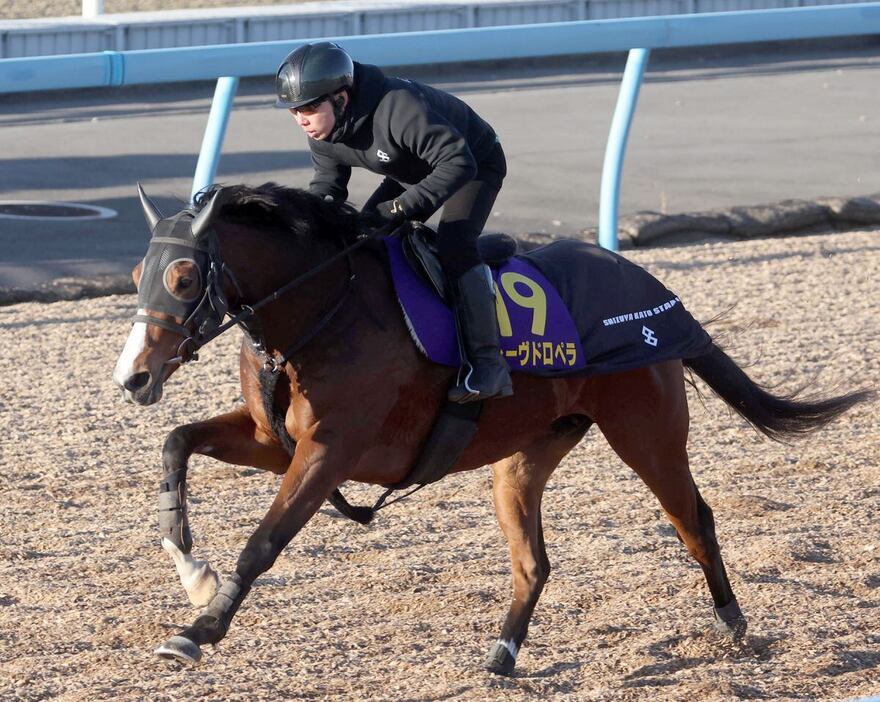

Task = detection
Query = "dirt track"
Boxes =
[1,228,878,701]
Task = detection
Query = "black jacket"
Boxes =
[308,63,499,219]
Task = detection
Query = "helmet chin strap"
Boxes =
[329,92,348,140]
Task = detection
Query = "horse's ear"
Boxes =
[137,182,163,233]
[190,186,226,240]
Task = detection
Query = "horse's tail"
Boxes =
[683,344,874,443]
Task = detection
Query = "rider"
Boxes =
[274,41,512,404]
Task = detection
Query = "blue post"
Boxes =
[598,48,650,251]
[191,76,239,201]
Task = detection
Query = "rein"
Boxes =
[151,226,387,372]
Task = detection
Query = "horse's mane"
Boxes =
[193,182,363,245]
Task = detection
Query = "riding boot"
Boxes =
[448,264,513,403]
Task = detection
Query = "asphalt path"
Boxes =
[0,39,878,288]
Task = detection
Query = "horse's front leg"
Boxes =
[155,425,349,664]
[160,406,290,607]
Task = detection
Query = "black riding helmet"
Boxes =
[275,42,354,109]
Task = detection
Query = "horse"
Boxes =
[112,182,870,672]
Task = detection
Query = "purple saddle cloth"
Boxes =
[384,236,712,378]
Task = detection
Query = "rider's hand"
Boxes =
[374,199,407,225]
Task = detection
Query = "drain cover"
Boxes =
[0,201,117,221]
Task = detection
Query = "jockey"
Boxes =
[275,41,513,404]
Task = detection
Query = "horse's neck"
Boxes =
[226,225,379,354]
[270,241,400,364]
[246,238,424,425]
[218,222,323,295]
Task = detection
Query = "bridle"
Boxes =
[134,185,384,374]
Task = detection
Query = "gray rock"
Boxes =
[817,195,880,225]
[620,210,731,246]
[0,275,135,307]
[724,199,831,239]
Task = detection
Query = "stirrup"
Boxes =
[448,363,513,403]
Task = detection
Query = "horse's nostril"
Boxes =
[123,372,151,393]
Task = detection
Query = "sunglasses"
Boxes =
[291,96,328,116]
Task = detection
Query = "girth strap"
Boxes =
[368,399,483,513]
[386,400,482,490]
[325,400,484,521]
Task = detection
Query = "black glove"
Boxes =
[374,199,408,226]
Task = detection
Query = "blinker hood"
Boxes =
[138,211,210,320]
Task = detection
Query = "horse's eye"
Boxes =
[163,258,201,301]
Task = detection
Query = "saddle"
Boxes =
[398,221,518,301]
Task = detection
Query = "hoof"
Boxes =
[155,635,202,665]
[713,599,747,640]
[485,640,517,676]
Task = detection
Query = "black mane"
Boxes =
[193,182,363,245]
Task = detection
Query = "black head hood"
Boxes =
[137,211,210,319]
[329,63,387,144]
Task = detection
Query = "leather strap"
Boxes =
[132,313,189,337]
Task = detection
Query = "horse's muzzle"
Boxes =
[123,371,150,393]
[116,370,164,406]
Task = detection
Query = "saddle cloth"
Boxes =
[384,235,712,377]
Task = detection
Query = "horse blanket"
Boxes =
[385,236,712,377]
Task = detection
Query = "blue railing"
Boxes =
[3,3,879,249]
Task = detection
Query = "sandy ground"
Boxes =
[0,228,878,701]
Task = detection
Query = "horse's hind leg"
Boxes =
[161,406,289,607]
[486,415,592,676]
[692,487,745,637]
[595,362,747,639]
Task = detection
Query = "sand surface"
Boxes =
[1,229,878,701]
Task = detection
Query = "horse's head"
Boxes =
[113,185,228,405]
[114,181,366,404]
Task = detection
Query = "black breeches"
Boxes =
[437,142,507,280]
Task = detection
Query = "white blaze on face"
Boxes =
[113,309,149,387]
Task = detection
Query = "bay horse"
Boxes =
[112,182,869,672]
